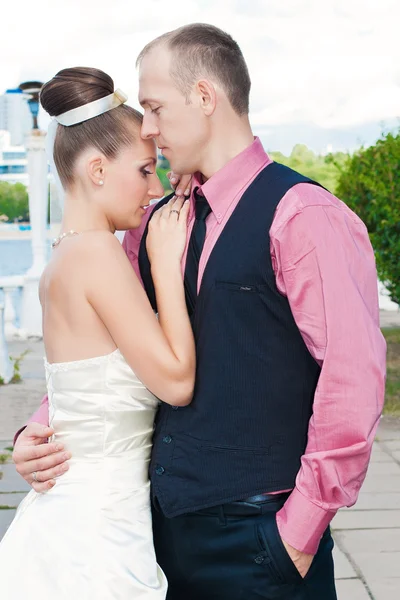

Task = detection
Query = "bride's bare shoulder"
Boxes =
[82,231,127,262]
[62,230,124,259]
[81,230,121,247]
[47,231,127,278]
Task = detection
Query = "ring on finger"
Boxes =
[170,209,180,216]
[32,471,38,482]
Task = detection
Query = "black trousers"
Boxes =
[152,495,337,600]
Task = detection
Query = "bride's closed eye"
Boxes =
[140,166,154,178]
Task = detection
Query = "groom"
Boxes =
[13,24,385,599]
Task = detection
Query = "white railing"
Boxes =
[0,276,25,383]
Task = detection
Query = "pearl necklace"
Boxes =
[52,229,80,249]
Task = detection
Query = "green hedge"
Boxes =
[334,130,400,305]
[0,182,29,222]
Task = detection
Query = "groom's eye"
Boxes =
[151,107,161,115]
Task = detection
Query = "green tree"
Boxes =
[334,130,400,305]
[156,167,172,194]
[271,144,348,191]
[0,182,29,222]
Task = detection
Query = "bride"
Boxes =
[0,67,195,599]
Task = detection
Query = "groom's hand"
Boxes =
[281,538,314,578]
[167,172,192,198]
[13,423,71,493]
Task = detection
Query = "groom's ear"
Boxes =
[196,80,217,117]
[87,154,106,187]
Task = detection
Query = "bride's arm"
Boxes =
[86,200,195,406]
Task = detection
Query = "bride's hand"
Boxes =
[146,196,190,270]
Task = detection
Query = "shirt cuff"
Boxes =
[275,487,336,555]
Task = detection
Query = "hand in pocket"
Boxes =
[280,537,314,579]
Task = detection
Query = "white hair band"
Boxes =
[55,88,128,127]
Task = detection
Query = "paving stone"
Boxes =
[334,530,400,580]
[332,544,357,579]
[369,445,393,463]
[0,463,31,492]
[0,492,27,507]
[335,528,400,554]
[391,451,400,464]
[332,509,400,530]
[376,416,400,441]
[345,492,400,510]
[367,577,400,600]
[383,440,400,451]
[335,578,370,600]
[352,551,400,580]
[360,473,400,493]
[0,508,16,540]
[365,461,400,476]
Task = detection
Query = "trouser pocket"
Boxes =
[255,513,305,585]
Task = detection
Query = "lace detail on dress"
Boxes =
[44,349,121,373]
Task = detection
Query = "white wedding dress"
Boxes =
[0,349,167,599]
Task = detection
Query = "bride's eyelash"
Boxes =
[141,167,154,177]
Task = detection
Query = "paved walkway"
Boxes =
[1,324,400,598]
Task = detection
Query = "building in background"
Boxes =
[0,89,32,146]
[0,131,28,185]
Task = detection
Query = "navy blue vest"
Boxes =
[139,162,322,517]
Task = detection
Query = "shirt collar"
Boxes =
[190,137,270,223]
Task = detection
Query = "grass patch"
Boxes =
[0,349,30,386]
[0,453,12,465]
[382,328,400,415]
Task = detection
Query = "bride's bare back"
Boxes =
[40,232,120,363]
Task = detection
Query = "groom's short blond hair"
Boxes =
[136,23,251,116]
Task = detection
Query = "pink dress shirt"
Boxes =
[25,138,386,555]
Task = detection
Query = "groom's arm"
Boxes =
[271,183,386,558]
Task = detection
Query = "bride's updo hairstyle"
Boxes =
[40,67,143,189]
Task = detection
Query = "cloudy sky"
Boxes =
[1,0,399,153]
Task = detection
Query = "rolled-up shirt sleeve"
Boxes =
[272,185,387,555]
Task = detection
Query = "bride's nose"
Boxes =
[148,177,164,200]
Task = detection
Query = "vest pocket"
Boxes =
[200,442,273,456]
[215,281,269,293]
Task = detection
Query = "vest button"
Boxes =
[155,465,165,476]
[162,435,172,444]
[254,555,265,565]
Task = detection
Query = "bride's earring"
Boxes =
[98,180,104,186]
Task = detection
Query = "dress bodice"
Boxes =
[44,349,160,489]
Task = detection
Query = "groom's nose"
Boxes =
[141,112,160,140]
